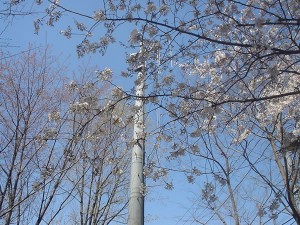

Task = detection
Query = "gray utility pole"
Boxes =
[128,59,145,225]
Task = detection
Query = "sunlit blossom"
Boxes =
[96,67,113,81]
[48,111,60,121]
[93,10,106,21]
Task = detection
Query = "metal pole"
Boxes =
[128,62,145,225]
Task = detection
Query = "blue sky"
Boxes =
[0,1,204,225]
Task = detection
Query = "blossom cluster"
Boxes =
[48,111,60,121]
[93,10,106,21]
[95,67,113,81]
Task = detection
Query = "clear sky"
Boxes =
[0,1,204,225]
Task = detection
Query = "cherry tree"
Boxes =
[0,48,131,225]
[63,68,132,225]
[0,47,68,225]
[2,0,299,224]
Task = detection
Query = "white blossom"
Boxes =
[96,67,113,81]
[129,29,142,45]
[159,4,169,16]
[32,181,42,191]
[255,17,264,28]
[65,80,78,91]
[69,101,90,113]
[233,128,251,144]
[187,175,195,183]
[48,111,60,121]
[214,51,227,66]
[162,74,174,86]
[190,145,200,154]
[145,2,156,14]
[43,128,58,140]
[113,167,123,175]
[75,20,86,31]
[93,10,106,21]
[165,182,174,190]
[111,87,124,99]
[60,26,72,39]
